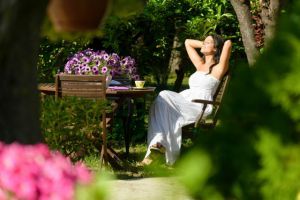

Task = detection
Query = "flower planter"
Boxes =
[64,49,139,86]
[47,0,110,32]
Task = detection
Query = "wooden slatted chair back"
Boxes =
[55,74,110,169]
[193,73,230,129]
[207,73,230,127]
[55,74,106,100]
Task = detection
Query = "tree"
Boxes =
[0,0,48,143]
[229,0,259,66]
[229,0,285,66]
[102,0,240,90]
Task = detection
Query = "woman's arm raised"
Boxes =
[218,40,232,75]
[185,39,204,70]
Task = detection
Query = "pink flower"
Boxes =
[0,188,7,200]
[0,142,92,200]
[16,179,37,200]
[75,162,92,184]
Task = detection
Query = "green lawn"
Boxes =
[82,139,195,179]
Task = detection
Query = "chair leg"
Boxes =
[100,145,105,169]
[107,147,122,163]
[100,112,108,169]
[100,112,124,170]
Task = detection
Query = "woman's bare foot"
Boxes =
[150,142,165,154]
[139,157,153,166]
[138,143,165,167]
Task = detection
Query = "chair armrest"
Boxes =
[192,99,220,105]
[192,99,219,128]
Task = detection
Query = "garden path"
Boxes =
[108,177,193,200]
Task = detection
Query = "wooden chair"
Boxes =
[183,73,230,135]
[55,74,119,169]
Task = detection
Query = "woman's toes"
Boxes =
[139,157,153,166]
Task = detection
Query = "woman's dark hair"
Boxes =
[206,34,225,74]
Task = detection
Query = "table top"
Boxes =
[38,83,156,97]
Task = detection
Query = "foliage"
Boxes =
[37,38,89,83]
[185,0,235,38]
[107,97,154,146]
[101,0,242,89]
[250,0,261,13]
[178,1,300,199]
[176,150,214,197]
[109,0,145,17]
[255,130,300,200]
[75,173,112,200]
[0,142,91,200]
[40,96,108,161]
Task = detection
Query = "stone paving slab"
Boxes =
[107,177,194,200]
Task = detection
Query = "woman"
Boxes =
[142,34,232,165]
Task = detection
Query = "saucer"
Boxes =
[132,87,148,90]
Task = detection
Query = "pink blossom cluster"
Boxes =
[0,142,92,200]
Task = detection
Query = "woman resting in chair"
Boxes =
[141,34,232,166]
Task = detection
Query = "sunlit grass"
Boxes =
[82,138,196,179]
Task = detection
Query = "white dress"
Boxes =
[145,71,220,165]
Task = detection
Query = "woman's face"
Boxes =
[200,36,216,55]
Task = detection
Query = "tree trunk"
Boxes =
[168,24,185,91]
[169,31,182,73]
[260,0,280,45]
[229,0,259,66]
[0,0,48,144]
[173,58,188,92]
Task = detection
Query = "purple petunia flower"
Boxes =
[64,48,139,78]
[132,74,140,81]
[120,59,127,66]
[102,54,109,61]
[101,66,108,74]
[81,56,90,64]
[109,70,114,76]
[95,60,100,66]
[92,66,98,73]
[85,66,91,72]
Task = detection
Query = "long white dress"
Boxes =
[145,71,220,165]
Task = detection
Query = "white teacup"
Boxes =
[135,80,145,88]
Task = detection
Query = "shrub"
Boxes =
[40,96,108,161]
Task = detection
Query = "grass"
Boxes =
[82,138,196,180]
[82,144,173,178]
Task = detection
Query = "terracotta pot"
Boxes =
[47,0,109,32]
